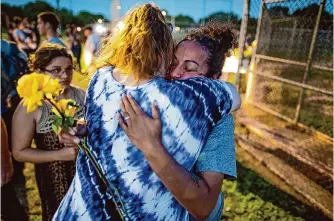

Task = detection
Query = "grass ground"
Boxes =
[222,147,331,221]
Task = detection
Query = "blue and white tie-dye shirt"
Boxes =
[53,66,233,221]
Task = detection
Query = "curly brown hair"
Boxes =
[96,4,174,83]
[179,21,235,78]
[29,43,75,72]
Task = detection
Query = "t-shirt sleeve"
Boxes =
[194,115,237,179]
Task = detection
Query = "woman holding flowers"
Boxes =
[12,43,85,221]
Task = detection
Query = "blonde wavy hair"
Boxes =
[95,4,174,83]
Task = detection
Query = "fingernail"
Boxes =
[74,138,80,144]
[69,128,75,135]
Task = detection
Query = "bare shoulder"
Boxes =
[13,100,41,123]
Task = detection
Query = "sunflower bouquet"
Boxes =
[16,72,129,220]
[16,72,79,133]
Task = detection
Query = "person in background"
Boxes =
[22,17,37,50]
[12,17,36,55]
[65,25,74,50]
[12,17,26,48]
[22,17,32,36]
[83,26,100,67]
[1,14,13,41]
[37,12,66,47]
[66,25,82,70]
[71,25,82,70]
[245,33,254,48]
[12,43,85,221]
[1,117,29,221]
[31,21,41,46]
[1,39,29,209]
[1,39,29,124]
[7,23,16,42]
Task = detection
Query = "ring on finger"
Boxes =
[124,116,131,121]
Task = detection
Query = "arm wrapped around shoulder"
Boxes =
[219,80,241,112]
[174,78,240,124]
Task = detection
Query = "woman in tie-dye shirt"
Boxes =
[54,4,240,221]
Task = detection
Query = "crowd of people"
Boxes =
[1,4,239,221]
[3,12,101,70]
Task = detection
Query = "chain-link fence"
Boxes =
[241,0,333,138]
[235,0,333,216]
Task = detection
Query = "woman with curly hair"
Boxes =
[12,43,85,221]
[54,4,240,221]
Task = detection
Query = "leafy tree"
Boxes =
[1,3,24,22]
[160,9,196,28]
[175,14,194,28]
[199,11,241,24]
[75,11,104,27]
[22,0,55,21]
[292,3,333,29]
[59,8,76,27]
[292,3,319,17]
[1,1,108,28]
[268,6,290,17]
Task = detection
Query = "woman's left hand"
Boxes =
[118,95,162,153]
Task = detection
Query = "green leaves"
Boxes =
[52,116,76,132]
[67,117,75,128]
[54,117,63,127]
[52,115,76,134]
[52,116,62,134]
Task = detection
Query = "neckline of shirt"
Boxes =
[107,66,160,90]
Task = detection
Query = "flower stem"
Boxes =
[44,97,65,121]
